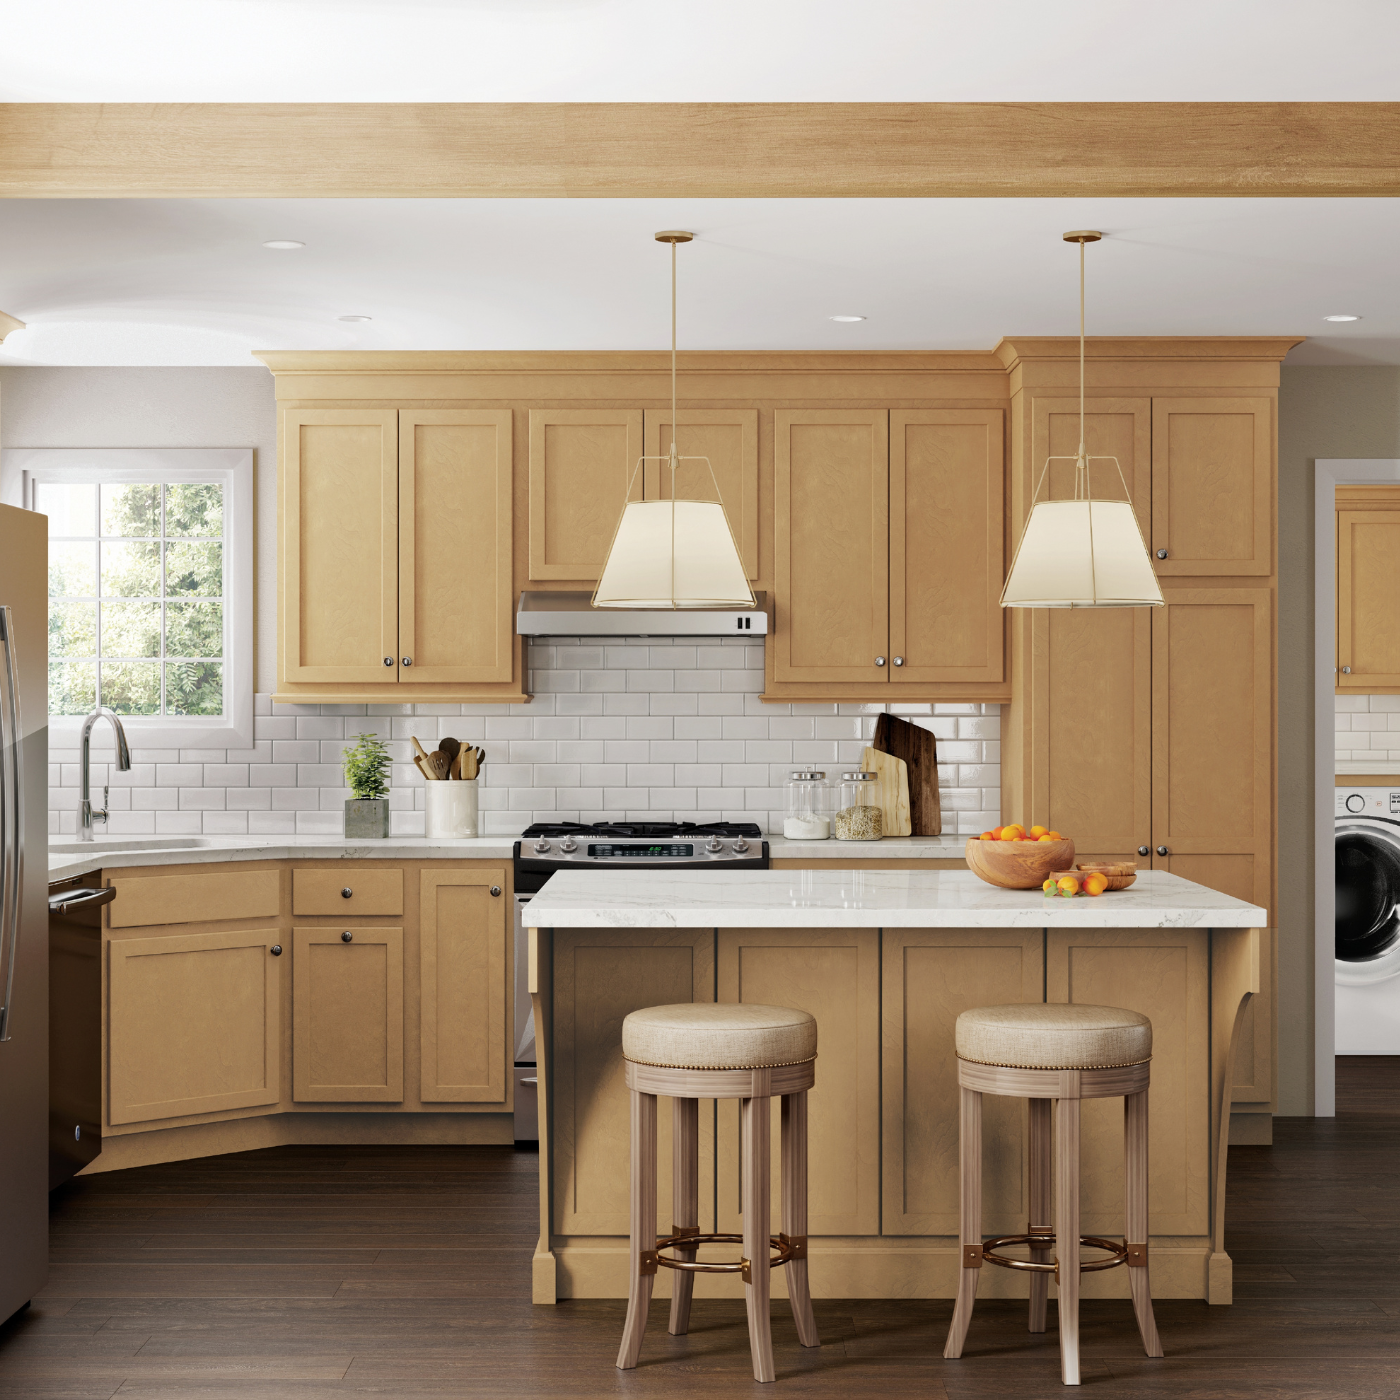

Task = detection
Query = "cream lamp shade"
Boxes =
[593,498,753,609]
[1000,499,1164,608]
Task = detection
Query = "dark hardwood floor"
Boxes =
[3,1058,1400,1397]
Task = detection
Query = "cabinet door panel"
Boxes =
[1337,509,1400,689]
[1152,590,1272,915]
[1028,400,1153,861]
[882,930,1042,1236]
[109,930,281,1125]
[292,927,403,1102]
[644,410,759,580]
[399,410,514,684]
[717,928,879,1237]
[774,410,889,684]
[890,409,1004,684]
[1152,398,1272,576]
[528,409,643,580]
[1047,929,1210,1238]
[552,931,715,1237]
[420,870,508,1104]
[282,409,398,684]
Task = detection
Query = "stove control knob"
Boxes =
[533,839,551,854]
[560,838,578,853]
[705,836,725,854]
[733,836,750,853]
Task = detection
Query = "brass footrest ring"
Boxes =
[653,1231,800,1277]
[981,1233,1129,1274]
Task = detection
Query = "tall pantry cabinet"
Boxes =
[999,338,1296,1141]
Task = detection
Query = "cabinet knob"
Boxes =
[1156,846,1169,857]
[490,886,501,897]
[383,656,394,667]
[270,944,282,956]
[401,656,413,667]
[892,656,904,667]
[341,930,354,943]
[1342,666,1352,674]
[875,656,886,667]
[1156,549,1169,560]
[1138,846,1150,857]
[341,887,353,899]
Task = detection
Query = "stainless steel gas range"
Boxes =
[509,821,769,1139]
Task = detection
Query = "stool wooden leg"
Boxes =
[668,1096,700,1337]
[1125,1089,1164,1358]
[1028,1096,1053,1334]
[616,1088,658,1371]
[1055,1095,1081,1386]
[943,1086,982,1360]
[742,1094,776,1383]
[781,1090,819,1348]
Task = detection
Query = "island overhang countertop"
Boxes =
[522,867,1268,929]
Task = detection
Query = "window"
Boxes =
[8,449,254,749]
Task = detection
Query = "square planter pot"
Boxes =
[344,798,390,839]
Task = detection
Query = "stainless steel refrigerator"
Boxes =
[0,502,48,1319]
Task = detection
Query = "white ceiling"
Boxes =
[1,0,1398,102]
[0,196,1394,367]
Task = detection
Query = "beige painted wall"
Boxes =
[0,367,278,692]
[1277,364,1400,1115]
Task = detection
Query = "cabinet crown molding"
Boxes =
[994,336,1305,370]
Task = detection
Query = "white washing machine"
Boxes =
[1336,786,1400,1052]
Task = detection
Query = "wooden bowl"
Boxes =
[1074,861,1138,891]
[965,836,1077,889]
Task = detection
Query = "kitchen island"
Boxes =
[523,867,1266,1308]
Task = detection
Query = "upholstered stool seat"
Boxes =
[955,1003,1152,1070]
[615,1003,820,1383]
[944,1002,1163,1386]
[622,1002,818,1069]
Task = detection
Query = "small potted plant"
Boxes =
[342,732,392,839]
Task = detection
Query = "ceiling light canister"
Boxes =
[338,315,372,322]
[830,315,866,322]
[262,240,305,249]
[1323,314,1361,322]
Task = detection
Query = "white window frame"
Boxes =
[4,447,254,751]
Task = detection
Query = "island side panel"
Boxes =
[551,929,715,1300]
[1047,926,1212,1300]
[882,929,1044,1297]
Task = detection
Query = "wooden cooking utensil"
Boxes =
[410,735,437,780]
[862,746,912,837]
[424,750,452,782]
[449,751,462,780]
[438,737,461,764]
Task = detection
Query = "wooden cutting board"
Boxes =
[872,713,942,835]
[862,746,912,837]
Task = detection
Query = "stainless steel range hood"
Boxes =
[517,591,767,637]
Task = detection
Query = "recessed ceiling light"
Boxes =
[262,240,305,250]
[1323,314,1362,322]
[338,315,372,323]
[829,315,866,323]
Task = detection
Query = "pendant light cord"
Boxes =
[670,237,677,607]
[1078,236,1086,487]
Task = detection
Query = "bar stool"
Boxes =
[943,1003,1164,1386]
[616,1002,821,1383]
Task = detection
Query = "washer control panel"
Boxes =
[1336,787,1400,817]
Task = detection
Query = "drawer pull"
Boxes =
[270,944,282,956]
[341,887,353,898]
[341,930,353,943]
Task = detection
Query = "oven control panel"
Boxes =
[1336,788,1400,817]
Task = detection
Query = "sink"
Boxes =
[49,838,213,854]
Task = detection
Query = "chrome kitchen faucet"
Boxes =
[79,706,131,841]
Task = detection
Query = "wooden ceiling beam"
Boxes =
[1,102,1397,199]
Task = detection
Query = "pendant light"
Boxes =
[1000,232,1164,610]
[592,232,754,610]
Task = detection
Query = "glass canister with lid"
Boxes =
[783,770,831,840]
[834,771,883,841]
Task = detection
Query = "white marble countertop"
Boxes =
[522,867,1269,929]
[47,832,968,883]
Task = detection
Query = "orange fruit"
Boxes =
[1037,833,1056,842]
[1083,872,1109,896]
[1042,878,1057,894]
[1046,831,1063,842]
[1029,825,1048,839]
[990,826,1004,840]
[1000,829,1024,841]
[979,831,995,841]
[1056,875,1081,896]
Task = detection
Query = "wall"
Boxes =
[1335,695,1400,770]
[0,366,278,691]
[1277,364,1400,1115]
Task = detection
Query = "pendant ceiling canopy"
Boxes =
[1000,232,1164,611]
[592,232,755,611]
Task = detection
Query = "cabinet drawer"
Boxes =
[108,870,280,929]
[292,869,403,916]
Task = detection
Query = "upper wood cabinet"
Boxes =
[1338,499,1400,690]
[279,408,516,698]
[528,409,643,580]
[1151,398,1272,576]
[773,408,1005,693]
[643,409,759,580]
